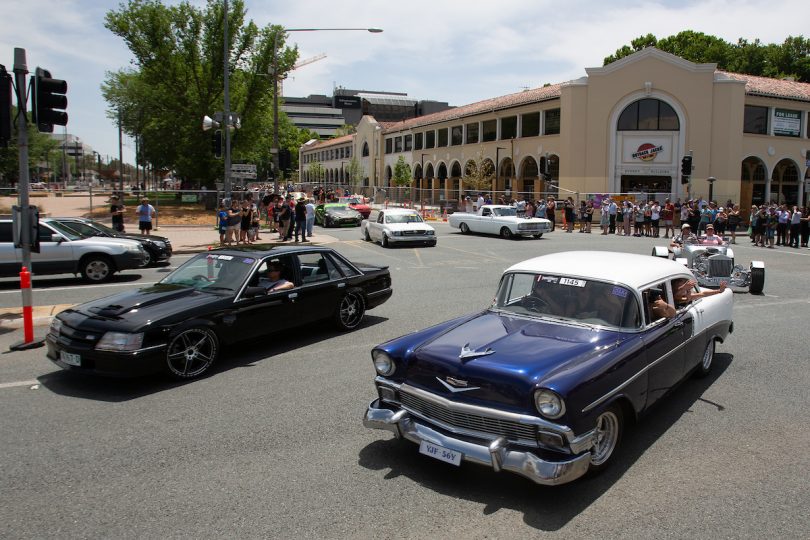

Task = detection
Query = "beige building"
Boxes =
[300,47,810,210]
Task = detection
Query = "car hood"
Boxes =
[326,209,360,218]
[62,284,226,330]
[404,310,625,410]
[115,233,169,244]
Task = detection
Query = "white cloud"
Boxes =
[2,0,807,165]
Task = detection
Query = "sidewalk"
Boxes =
[154,225,340,254]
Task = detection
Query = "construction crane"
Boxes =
[279,53,326,96]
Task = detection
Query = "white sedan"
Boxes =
[361,208,437,248]
[448,204,552,239]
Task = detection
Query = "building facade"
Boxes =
[299,48,810,209]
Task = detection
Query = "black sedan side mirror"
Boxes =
[243,286,267,298]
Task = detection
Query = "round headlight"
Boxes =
[372,349,395,376]
[534,389,565,419]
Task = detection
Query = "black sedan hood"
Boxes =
[63,284,226,330]
[114,232,168,243]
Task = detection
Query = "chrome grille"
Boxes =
[402,230,425,236]
[708,257,733,277]
[400,389,537,442]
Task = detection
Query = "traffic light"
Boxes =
[0,66,11,147]
[279,148,291,172]
[211,129,222,158]
[680,155,692,177]
[31,67,68,133]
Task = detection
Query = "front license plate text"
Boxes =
[60,351,81,367]
[419,440,462,466]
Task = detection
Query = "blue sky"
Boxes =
[1,0,806,166]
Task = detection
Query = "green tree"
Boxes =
[462,149,495,192]
[103,0,304,186]
[604,31,810,83]
[307,162,324,183]
[392,156,411,187]
[345,156,364,189]
[332,124,356,137]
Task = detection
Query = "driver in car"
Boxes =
[258,262,294,292]
[669,223,698,256]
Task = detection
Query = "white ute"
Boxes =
[448,204,552,239]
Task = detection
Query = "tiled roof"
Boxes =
[303,134,353,150]
[717,71,810,102]
[382,83,564,134]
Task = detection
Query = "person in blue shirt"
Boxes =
[217,202,228,245]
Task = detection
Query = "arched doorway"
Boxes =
[450,161,462,201]
[385,165,392,188]
[498,158,515,198]
[437,162,448,200]
[519,156,539,201]
[771,159,800,205]
[741,156,767,210]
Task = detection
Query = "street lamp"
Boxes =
[271,27,382,195]
[707,176,716,204]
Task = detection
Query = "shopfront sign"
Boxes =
[773,109,801,137]
[631,143,664,161]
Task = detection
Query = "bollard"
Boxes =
[9,266,45,351]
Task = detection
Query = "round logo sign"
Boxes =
[632,143,663,162]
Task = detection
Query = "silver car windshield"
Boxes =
[493,272,641,329]
[386,213,423,224]
[494,207,517,217]
[160,253,255,292]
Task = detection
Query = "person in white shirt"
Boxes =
[789,206,802,248]
[305,198,316,237]
[476,194,485,212]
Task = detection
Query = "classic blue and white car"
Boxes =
[363,251,733,485]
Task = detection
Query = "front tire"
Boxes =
[588,404,623,474]
[80,255,114,283]
[364,228,372,241]
[165,326,219,379]
[381,234,389,248]
[335,291,365,331]
[695,339,715,377]
[533,233,543,239]
[140,249,153,268]
[459,222,470,234]
[500,227,513,239]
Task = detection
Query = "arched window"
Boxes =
[617,99,679,131]
[362,142,369,157]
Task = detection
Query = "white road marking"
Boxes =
[0,380,39,389]
[0,281,157,295]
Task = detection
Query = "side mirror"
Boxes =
[243,286,267,298]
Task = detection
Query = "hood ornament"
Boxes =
[436,376,480,393]
[459,343,495,360]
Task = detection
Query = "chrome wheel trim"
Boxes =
[85,260,110,281]
[591,410,620,466]
[339,293,363,329]
[702,340,715,371]
[166,328,217,378]
[140,250,152,267]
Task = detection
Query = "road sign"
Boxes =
[229,171,257,179]
[231,163,256,173]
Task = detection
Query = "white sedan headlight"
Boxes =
[372,350,395,376]
[96,332,145,352]
[391,230,402,236]
[534,389,566,419]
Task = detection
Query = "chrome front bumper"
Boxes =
[364,399,592,486]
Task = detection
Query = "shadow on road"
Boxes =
[357,353,732,531]
[36,315,388,402]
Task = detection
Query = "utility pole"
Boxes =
[13,49,32,273]
[118,109,124,194]
[223,0,232,200]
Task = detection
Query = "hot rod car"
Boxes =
[652,237,764,294]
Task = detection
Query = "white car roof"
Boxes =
[506,251,691,290]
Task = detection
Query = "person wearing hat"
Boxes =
[110,195,126,232]
[670,222,697,254]
[293,196,309,243]
[702,223,724,245]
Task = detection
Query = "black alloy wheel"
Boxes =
[500,227,513,239]
[335,291,365,331]
[165,327,219,379]
[140,248,152,267]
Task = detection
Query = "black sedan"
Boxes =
[46,246,392,380]
[315,203,363,228]
[52,217,172,267]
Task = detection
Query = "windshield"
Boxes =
[85,219,118,234]
[493,272,641,329]
[386,213,423,224]
[493,207,517,217]
[160,253,256,292]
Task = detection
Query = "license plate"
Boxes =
[60,351,81,367]
[419,440,462,466]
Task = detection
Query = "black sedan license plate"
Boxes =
[60,351,81,367]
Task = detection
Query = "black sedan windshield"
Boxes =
[160,253,255,292]
[494,272,641,329]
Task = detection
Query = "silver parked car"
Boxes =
[653,238,764,294]
[0,218,147,282]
